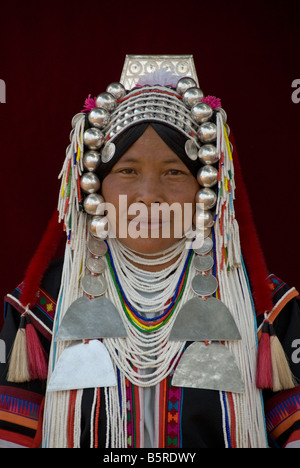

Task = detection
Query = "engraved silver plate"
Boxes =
[192,273,218,296]
[193,254,214,272]
[86,256,106,274]
[81,274,107,297]
[47,340,117,391]
[55,296,127,341]
[185,139,198,161]
[101,142,116,163]
[120,55,199,90]
[87,237,108,257]
[169,296,241,342]
[172,341,245,393]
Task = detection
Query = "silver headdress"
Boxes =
[58,55,226,246]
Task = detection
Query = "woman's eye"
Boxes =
[119,168,136,174]
[167,169,183,175]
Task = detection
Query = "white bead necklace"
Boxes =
[103,238,195,387]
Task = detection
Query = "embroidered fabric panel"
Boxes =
[15,282,56,339]
[165,376,182,448]
[265,385,300,447]
[0,386,43,446]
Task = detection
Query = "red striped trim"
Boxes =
[118,88,182,104]
[227,393,237,448]
[67,390,77,448]
[94,388,101,448]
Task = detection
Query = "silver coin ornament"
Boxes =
[80,172,101,194]
[194,236,213,255]
[191,102,213,124]
[106,82,126,100]
[198,144,218,165]
[83,193,105,215]
[88,107,110,129]
[87,237,108,257]
[81,273,108,297]
[183,87,204,108]
[192,273,218,297]
[197,165,218,188]
[197,122,217,143]
[185,139,198,160]
[95,92,117,112]
[83,151,101,172]
[176,77,197,95]
[83,128,105,150]
[193,254,214,272]
[195,188,217,210]
[101,142,116,163]
[86,256,106,274]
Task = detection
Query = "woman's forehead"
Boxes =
[116,127,184,163]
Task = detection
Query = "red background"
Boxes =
[0,0,299,323]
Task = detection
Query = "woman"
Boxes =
[1,56,300,448]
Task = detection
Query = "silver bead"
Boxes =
[191,102,213,124]
[88,107,110,129]
[197,165,218,187]
[106,82,126,100]
[176,77,197,95]
[89,216,109,239]
[182,87,204,108]
[83,193,105,215]
[83,151,101,172]
[193,210,214,229]
[195,188,217,210]
[198,144,218,165]
[197,122,217,143]
[80,172,101,194]
[95,92,117,112]
[83,128,105,150]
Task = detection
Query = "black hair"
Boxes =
[97,122,201,180]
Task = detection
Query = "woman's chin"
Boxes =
[116,235,182,256]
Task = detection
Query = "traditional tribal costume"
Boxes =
[1,56,300,448]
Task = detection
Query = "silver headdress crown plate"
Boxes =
[120,54,199,89]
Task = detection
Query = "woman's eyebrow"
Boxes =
[117,156,183,165]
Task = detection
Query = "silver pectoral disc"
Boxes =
[192,273,218,296]
[169,296,241,342]
[193,254,214,272]
[87,236,108,257]
[55,296,127,341]
[81,274,107,297]
[47,340,117,391]
[172,341,245,393]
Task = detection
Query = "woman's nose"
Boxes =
[135,176,165,206]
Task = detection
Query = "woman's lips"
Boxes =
[128,218,169,230]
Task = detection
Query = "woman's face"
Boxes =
[101,125,200,254]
